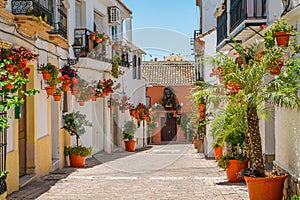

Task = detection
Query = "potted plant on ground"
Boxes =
[122,120,137,152]
[63,111,93,167]
[216,97,248,182]
[205,39,300,199]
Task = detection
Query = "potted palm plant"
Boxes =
[63,111,93,167]
[122,120,137,152]
[215,98,248,182]
[205,39,300,199]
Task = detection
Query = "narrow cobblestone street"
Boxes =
[7,144,249,200]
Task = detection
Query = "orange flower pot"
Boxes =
[53,93,62,101]
[62,83,71,92]
[244,174,288,200]
[69,154,86,168]
[225,160,248,182]
[95,37,102,43]
[274,31,290,47]
[199,104,205,111]
[71,86,78,96]
[42,71,51,81]
[78,101,85,106]
[193,138,197,149]
[45,85,55,95]
[214,147,222,161]
[90,33,96,40]
[3,83,14,90]
[92,96,97,101]
[124,140,136,152]
[110,106,115,110]
[121,109,125,113]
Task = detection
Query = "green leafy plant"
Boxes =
[111,56,120,78]
[264,17,295,48]
[122,120,137,141]
[63,111,93,156]
[64,146,92,157]
[0,170,8,179]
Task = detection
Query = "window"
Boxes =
[132,55,137,79]
[75,1,82,28]
[94,12,104,32]
[137,57,141,80]
[111,26,118,41]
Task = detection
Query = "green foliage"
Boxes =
[64,146,92,157]
[264,17,295,48]
[0,170,8,178]
[292,195,300,200]
[123,120,137,140]
[217,154,247,169]
[63,111,92,146]
[111,56,120,78]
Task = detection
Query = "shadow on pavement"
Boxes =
[216,181,247,186]
[7,157,101,200]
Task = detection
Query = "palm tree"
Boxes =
[194,39,300,175]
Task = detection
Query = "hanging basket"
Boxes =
[45,85,56,95]
[42,71,51,81]
[274,31,290,47]
[53,93,62,101]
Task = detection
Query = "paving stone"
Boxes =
[7,144,249,200]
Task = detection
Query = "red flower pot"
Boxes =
[69,154,86,168]
[53,93,62,101]
[95,37,102,43]
[214,147,222,161]
[274,31,290,47]
[42,72,51,81]
[225,160,248,182]
[45,85,56,95]
[244,174,288,200]
[124,140,136,152]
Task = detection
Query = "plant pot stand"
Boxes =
[244,174,288,200]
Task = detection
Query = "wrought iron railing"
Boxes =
[217,10,227,45]
[74,28,130,67]
[11,0,54,27]
[57,22,67,39]
[230,0,266,32]
[0,112,7,195]
[57,5,67,39]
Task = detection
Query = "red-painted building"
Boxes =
[142,60,195,144]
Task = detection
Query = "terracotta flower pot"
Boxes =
[42,71,51,81]
[124,140,136,152]
[71,86,78,96]
[45,85,55,95]
[110,106,115,110]
[225,160,248,182]
[244,174,288,200]
[199,104,205,111]
[196,139,203,153]
[214,147,222,161]
[3,83,14,90]
[95,37,102,43]
[193,138,197,149]
[92,96,97,101]
[53,93,62,101]
[274,31,290,47]
[121,109,125,113]
[69,154,86,168]
[90,33,96,40]
[78,101,85,106]
[62,83,71,92]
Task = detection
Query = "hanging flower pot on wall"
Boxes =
[274,32,290,47]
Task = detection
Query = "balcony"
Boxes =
[11,0,53,37]
[217,0,267,51]
[73,28,130,67]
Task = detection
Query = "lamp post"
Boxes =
[68,40,82,66]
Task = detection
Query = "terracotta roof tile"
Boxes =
[142,61,195,86]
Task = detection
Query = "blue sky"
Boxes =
[122,0,199,61]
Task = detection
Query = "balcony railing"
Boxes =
[74,28,130,67]
[230,0,266,32]
[11,0,54,27]
[217,10,227,45]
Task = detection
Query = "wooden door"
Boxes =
[18,103,26,177]
[161,117,177,141]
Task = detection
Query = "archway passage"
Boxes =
[161,117,177,142]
